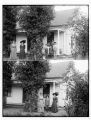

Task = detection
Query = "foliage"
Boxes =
[3,61,13,94]
[64,63,89,117]
[69,8,88,58]
[14,61,49,111]
[18,6,54,60]
[3,6,17,56]
[62,62,76,82]
[69,79,88,117]
[14,61,49,90]
[3,61,13,106]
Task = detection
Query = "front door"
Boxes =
[43,84,50,107]
[43,84,50,96]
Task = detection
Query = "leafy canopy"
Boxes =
[69,8,88,58]
[3,61,13,94]
[14,61,49,92]
[3,6,17,55]
[18,6,54,59]
[64,62,89,116]
[18,6,54,39]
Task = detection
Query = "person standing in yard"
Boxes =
[51,92,58,113]
[45,95,49,111]
[10,41,17,60]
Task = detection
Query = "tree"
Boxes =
[3,61,13,106]
[64,62,89,116]
[14,61,49,112]
[18,6,54,60]
[3,6,17,57]
[69,8,88,59]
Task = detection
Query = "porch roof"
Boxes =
[45,78,63,83]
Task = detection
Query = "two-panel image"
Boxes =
[3,5,89,117]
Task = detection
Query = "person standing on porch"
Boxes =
[20,41,26,59]
[51,92,58,113]
[10,41,17,60]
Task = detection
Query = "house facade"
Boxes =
[5,9,75,60]
[6,61,71,107]
[5,8,76,108]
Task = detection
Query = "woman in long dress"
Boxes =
[51,93,58,113]
[45,95,49,111]
[10,41,17,60]
[20,42,26,59]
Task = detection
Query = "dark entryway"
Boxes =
[23,88,27,103]
[43,84,50,96]
[46,32,55,58]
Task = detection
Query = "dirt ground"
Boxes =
[3,107,68,117]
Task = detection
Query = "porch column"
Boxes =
[48,46,49,55]
[53,82,56,93]
[57,30,60,55]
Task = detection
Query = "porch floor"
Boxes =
[3,54,74,61]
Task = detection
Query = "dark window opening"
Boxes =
[7,86,12,97]
[47,32,54,45]
[43,84,50,97]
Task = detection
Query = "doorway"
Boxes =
[23,88,27,103]
[43,84,50,96]
[43,84,50,108]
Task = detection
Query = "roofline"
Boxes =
[45,76,63,79]
[50,24,68,27]
[12,76,63,80]
[11,76,63,83]
[16,24,68,32]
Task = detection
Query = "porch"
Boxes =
[3,27,73,60]
[43,27,72,58]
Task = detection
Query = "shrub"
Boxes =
[65,79,89,117]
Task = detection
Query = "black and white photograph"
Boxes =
[2,5,89,117]
[3,60,88,116]
[3,5,88,61]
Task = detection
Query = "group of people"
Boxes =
[10,40,26,59]
[44,92,58,113]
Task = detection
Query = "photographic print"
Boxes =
[3,5,88,61]
[3,60,89,117]
[2,5,89,117]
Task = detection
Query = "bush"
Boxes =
[65,78,89,117]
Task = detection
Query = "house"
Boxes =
[5,9,76,60]
[6,61,72,107]
[42,9,75,57]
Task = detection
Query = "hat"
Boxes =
[53,92,58,96]
[20,40,26,43]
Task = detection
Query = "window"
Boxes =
[7,86,12,97]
